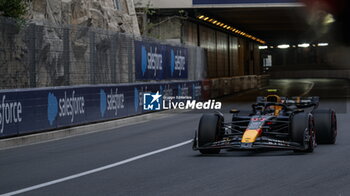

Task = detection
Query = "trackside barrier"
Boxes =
[201,80,211,100]
[250,76,257,89]
[232,77,240,93]
[207,75,269,98]
[242,76,249,91]
[0,75,269,138]
[257,76,261,89]
[270,70,350,79]
[228,78,235,95]
[0,81,202,138]
[210,79,221,99]
[223,78,231,96]
[258,75,270,88]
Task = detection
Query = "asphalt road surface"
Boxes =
[1,79,350,196]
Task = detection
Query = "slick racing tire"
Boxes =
[291,113,315,153]
[198,114,223,154]
[313,109,337,144]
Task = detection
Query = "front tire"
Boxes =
[198,114,223,154]
[313,109,337,144]
[291,113,315,153]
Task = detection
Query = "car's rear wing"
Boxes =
[286,96,319,106]
[256,96,319,109]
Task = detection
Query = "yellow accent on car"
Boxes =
[267,89,278,93]
[274,105,283,116]
[241,129,260,143]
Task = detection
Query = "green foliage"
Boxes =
[0,0,27,19]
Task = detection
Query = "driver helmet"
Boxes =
[266,95,283,116]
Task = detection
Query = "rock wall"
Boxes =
[0,0,140,89]
[28,0,140,35]
[0,18,30,89]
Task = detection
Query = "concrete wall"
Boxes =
[229,35,239,76]
[263,46,342,72]
[264,46,350,79]
[183,20,261,78]
[207,75,269,98]
[271,70,350,79]
[136,10,262,79]
[146,17,182,42]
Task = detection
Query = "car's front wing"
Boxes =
[193,136,306,151]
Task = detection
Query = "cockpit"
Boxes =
[265,94,283,116]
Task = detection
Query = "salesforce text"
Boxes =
[0,95,22,133]
[147,47,163,76]
[107,88,124,115]
[59,91,85,122]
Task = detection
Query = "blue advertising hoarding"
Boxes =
[135,41,166,80]
[135,41,188,80]
[0,81,202,138]
[168,45,188,79]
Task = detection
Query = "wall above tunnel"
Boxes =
[262,45,350,72]
[263,44,350,79]
[184,20,261,78]
[147,17,262,78]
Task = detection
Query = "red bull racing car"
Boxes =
[193,93,337,154]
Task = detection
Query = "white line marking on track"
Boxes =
[0,139,193,196]
[300,82,315,96]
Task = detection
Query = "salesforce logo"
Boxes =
[163,84,173,97]
[47,91,85,125]
[47,93,58,126]
[141,46,147,75]
[134,86,149,112]
[141,46,163,77]
[0,95,23,133]
[134,88,139,112]
[178,84,189,97]
[100,90,107,117]
[100,88,124,117]
[192,83,202,99]
[170,49,186,77]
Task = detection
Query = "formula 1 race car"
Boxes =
[193,92,337,154]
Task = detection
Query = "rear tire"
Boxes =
[198,114,223,154]
[291,113,315,153]
[313,109,337,144]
